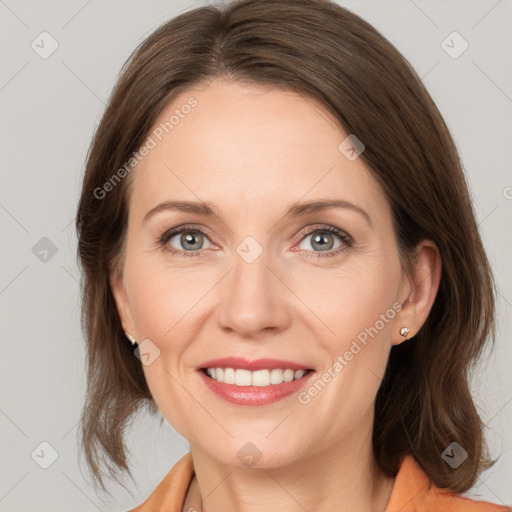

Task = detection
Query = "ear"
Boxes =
[392,240,442,346]
[110,269,138,340]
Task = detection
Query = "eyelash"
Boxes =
[158,224,353,259]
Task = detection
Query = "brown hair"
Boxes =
[76,0,497,497]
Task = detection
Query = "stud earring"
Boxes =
[399,327,411,338]
[126,333,137,346]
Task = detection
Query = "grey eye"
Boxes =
[299,231,341,252]
[168,230,211,252]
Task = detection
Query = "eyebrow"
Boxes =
[143,199,372,227]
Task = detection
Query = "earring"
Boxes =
[126,333,137,346]
[399,327,410,338]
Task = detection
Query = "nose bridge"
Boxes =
[215,234,289,336]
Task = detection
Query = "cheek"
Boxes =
[339,273,398,347]
[293,250,401,346]
[129,275,178,340]
[125,247,202,341]
[303,251,401,405]
[125,257,201,436]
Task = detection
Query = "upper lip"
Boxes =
[197,357,312,371]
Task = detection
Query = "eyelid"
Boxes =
[159,223,217,250]
[291,224,353,257]
[294,223,351,242]
[160,223,214,242]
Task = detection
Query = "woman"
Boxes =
[75,0,510,510]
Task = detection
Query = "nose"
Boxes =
[215,246,291,339]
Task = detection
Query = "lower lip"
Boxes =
[197,369,315,406]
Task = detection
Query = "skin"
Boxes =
[111,78,441,512]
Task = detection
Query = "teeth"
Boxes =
[205,367,307,386]
[223,368,235,384]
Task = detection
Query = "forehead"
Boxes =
[129,79,389,224]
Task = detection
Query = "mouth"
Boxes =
[195,357,316,406]
[199,367,313,386]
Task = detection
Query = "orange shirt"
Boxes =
[129,452,511,512]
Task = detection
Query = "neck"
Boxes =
[183,425,395,512]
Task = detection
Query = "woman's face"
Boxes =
[112,78,414,468]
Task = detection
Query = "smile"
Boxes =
[202,367,311,386]
[197,365,315,406]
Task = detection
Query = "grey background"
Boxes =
[1,0,511,510]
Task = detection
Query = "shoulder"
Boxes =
[128,452,194,512]
[385,454,511,512]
